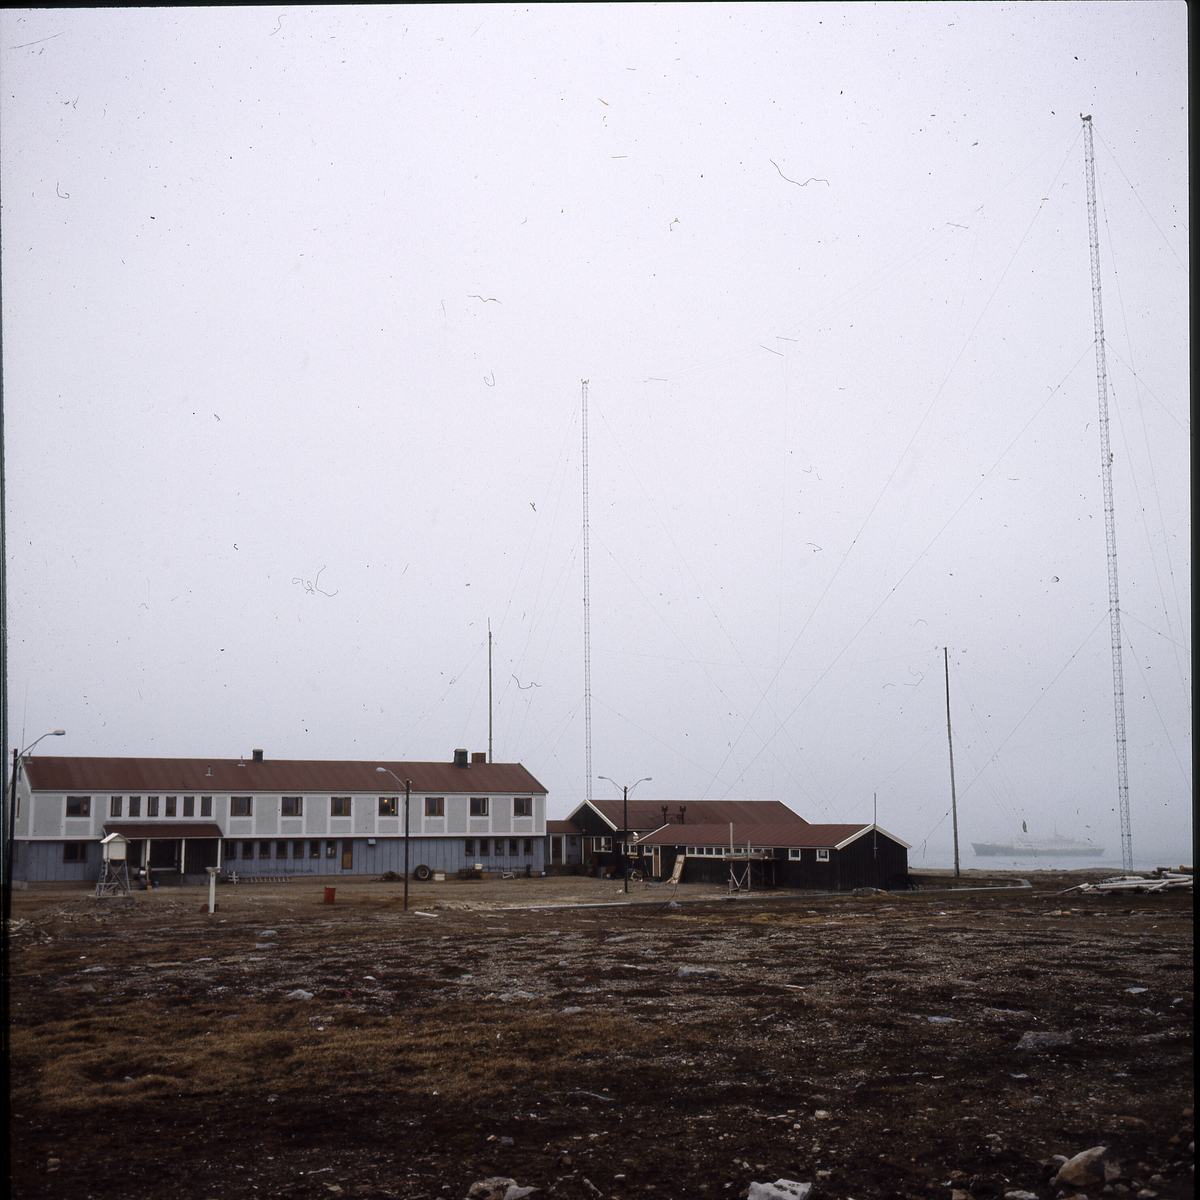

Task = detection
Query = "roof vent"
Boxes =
[472,751,486,764]
[252,749,264,763]
[453,748,469,768]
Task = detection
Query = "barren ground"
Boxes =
[6,869,1194,1200]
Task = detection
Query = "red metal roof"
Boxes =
[22,756,547,796]
[570,798,808,832]
[546,819,582,835]
[103,822,223,840]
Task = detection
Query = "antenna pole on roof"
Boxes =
[488,620,493,763]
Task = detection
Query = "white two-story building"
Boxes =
[11,748,547,885]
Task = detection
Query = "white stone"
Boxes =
[747,1180,812,1200]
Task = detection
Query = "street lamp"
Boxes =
[4,729,65,1061]
[597,775,651,893]
[375,768,411,911]
[5,730,66,923]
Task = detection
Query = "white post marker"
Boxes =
[207,866,219,914]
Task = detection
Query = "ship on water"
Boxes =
[972,829,1105,859]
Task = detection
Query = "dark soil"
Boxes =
[6,872,1193,1200]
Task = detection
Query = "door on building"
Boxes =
[149,839,180,872]
[341,840,353,870]
[551,836,563,864]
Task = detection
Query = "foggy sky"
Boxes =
[2,4,1190,865]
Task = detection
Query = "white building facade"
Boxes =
[11,749,547,884]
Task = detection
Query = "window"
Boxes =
[276,840,288,858]
[470,797,489,817]
[816,849,830,862]
[183,796,195,817]
[509,838,519,855]
[129,796,141,817]
[110,797,123,818]
[425,796,444,817]
[241,840,255,860]
[478,839,489,857]
[330,797,351,817]
[231,796,252,817]
[325,840,337,858]
[147,797,159,818]
[309,840,321,859]
[223,840,237,861]
[378,796,398,817]
[292,840,306,859]
[63,842,88,863]
[165,796,177,818]
[282,796,303,817]
[524,839,533,855]
[201,796,212,817]
[464,838,475,856]
[514,797,532,817]
[260,840,272,859]
[66,796,91,818]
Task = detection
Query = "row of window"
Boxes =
[217,837,538,861]
[788,848,831,861]
[68,796,216,819]
[684,845,771,857]
[64,795,534,819]
[225,839,342,860]
[464,838,535,857]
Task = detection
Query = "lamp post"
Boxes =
[375,768,411,911]
[4,729,65,1060]
[598,775,651,893]
[5,730,66,924]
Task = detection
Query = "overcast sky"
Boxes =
[2,4,1189,866]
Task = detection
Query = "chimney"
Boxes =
[252,749,264,763]
[472,751,486,764]
[453,748,469,768]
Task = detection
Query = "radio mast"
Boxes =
[1082,115,1133,872]
[581,380,593,805]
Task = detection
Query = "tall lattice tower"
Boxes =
[1082,115,1133,872]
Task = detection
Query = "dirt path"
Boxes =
[7,872,1193,1200]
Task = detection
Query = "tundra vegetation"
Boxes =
[6,871,1194,1199]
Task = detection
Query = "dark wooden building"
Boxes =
[566,798,910,892]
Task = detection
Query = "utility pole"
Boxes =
[944,648,960,878]
[1082,114,1133,873]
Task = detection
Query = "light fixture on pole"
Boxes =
[597,775,651,894]
[5,729,66,924]
[376,767,411,911]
